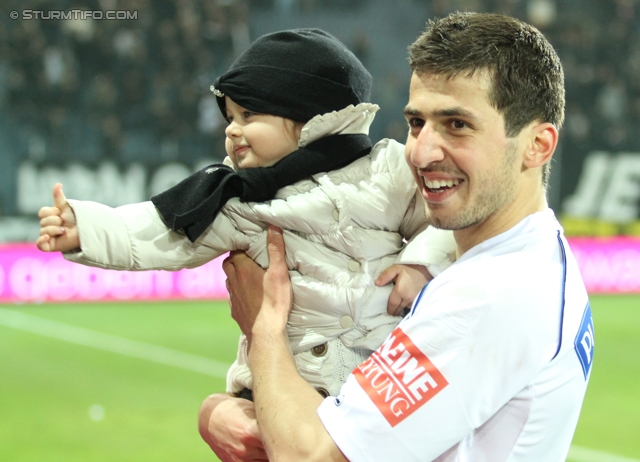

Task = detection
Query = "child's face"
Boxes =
[224,97,300,169]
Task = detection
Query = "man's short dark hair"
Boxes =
[409,12,565,185]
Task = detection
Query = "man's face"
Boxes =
[404,72,523,233]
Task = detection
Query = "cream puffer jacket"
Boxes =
[64,103,456,395]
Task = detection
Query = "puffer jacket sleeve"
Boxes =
[377,140,427,241]
[63,199,251,270]
[398,224,457,276]
[384,143,458,275]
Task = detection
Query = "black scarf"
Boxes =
[151,134,372,242]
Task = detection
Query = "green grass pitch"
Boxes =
[570,294,640,460]
[0,300,238,461]
[0,295,638,461]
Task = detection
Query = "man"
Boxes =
[200,12,593,461]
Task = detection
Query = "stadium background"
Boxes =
[0,0,639,461]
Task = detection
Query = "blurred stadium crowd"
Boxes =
[1,0,245,170]
[0,0,639,218]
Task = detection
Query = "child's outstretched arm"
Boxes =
[46,189,246,271]
[375,264,432,316]
[36,183,80,253]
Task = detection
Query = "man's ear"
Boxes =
[523,122,558,169]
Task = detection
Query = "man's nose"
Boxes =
[410,124,445,168]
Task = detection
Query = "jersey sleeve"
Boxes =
[64,199,246,271]
[317,257,562,461]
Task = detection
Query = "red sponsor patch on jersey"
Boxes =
[353,327,448,427]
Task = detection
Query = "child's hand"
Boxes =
[36,183,80,252]
[375,264,433,316]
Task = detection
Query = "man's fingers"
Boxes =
[266,226,286,272]
[223,251,256,300]
[263,226,292,321]
[222,253,237,279]
[52,183,68,210]
[231,251,255,270]
[236,429,268,461]
[375,264,401,287]
[198,394,268,462]
[223,251,254,273]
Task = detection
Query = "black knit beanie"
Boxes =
[211,28,372,122]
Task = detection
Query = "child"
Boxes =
[37,29,455,397]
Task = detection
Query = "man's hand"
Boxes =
[255,226,293,332]
[223,226,292,341]
[36,183,80,252]
[375,264,432,316]
[223,249,266,341]
[198,393,267,462]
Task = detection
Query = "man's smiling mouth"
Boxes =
[424,178,461,193]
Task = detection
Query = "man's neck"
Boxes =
[454,193,548,256]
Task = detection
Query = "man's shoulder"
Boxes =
[423,227,565,312]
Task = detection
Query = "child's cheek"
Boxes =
[225,138,236,163]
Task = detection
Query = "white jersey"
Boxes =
[318,209,593,461]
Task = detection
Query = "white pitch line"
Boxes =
[568,445,640,462]
[0,307,231,378]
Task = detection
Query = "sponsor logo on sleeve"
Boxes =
[352,327,448,427]
[574,302,595,379]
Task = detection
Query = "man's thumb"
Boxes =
[266,226,286,267]
[53,183,68,209]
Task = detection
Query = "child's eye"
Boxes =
[243,111,255,119]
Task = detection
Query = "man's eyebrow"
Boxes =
[402,106,421,117]
[402,105,477,120]
[434,107,476,119]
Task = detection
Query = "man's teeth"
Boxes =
[424,179,460,190]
